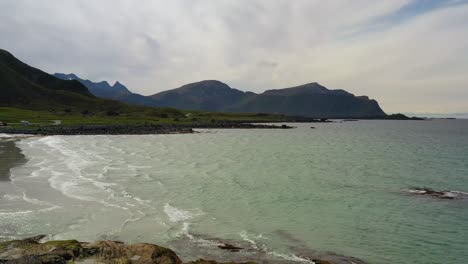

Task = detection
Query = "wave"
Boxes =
[267,251,315,263]
[173,227,317,263]
[176,222,223,247]
[0,209,34,216]
[164,203,204,223]
[15,136,129,210]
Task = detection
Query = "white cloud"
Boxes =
[0,0,467,113]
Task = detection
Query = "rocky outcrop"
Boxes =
[408,187,468,200]
[0,236,366,264]
[0,236,181,264]
[0,236,264,264]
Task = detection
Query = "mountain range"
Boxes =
[0,48,386,118]
[54,74,386,118]
[0,49,179,117]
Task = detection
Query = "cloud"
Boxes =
[0,0,467,113]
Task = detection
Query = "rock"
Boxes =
[0,238,181,264]
[186,259,256,264]
[0,238,82,264]
[312,260,334,264]
[1,237,354,264]
[217,244,243,252]
[16,235,46,244]
[83,240,182,264]
[409,188,457,200]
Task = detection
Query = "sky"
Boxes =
[0,0,467,114]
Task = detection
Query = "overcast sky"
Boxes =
[1,0,467,113]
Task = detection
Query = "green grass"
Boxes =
[0,107,288,127]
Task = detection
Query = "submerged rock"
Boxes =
[217,244,244,252]
[408,187,468,200]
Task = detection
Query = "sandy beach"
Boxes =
[0,137,27,181]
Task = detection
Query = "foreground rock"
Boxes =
[0,236,256,264]
[0,236,183,264]
[0,236,359,264]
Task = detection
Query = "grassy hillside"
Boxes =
[0,107,287,126]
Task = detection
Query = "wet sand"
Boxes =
[0,139,27,181]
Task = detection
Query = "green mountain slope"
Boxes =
[0,49,154,114]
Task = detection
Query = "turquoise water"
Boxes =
[1,120,467,263]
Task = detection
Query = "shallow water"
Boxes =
[1,120,468,263]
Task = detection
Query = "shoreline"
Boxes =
[0,137,27,181]
[0,122,294,136]
[0,236,365,264]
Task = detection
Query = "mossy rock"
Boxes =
[0,240,22,251]
[43,240,81,251]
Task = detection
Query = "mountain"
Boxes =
[0,49,162,114]
[0,49,95,109]
[48,71,385,118]
[150,80,255,112]
[227,82,386,118]
[53,73,159,107]
[53,73,131,99]
[51,70,388,118]
[151,81,386,118]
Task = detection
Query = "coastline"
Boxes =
[0,137,27,181]
[0,236,363,264]
[0,122,294,136]
[0,129,366,264]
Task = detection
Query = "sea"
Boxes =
[1,120,467,264]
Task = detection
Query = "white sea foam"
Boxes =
[2,194,22,201]
[240,231,260,250]
[451,191,468,196]
[15,136,127,210]
[119,210,147,232]
[20,192,61,211]
[164,203,201,223]
[0,210,34,216]
[0,133,34,139]
[177,222,222,247]
[267,251,315,263]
